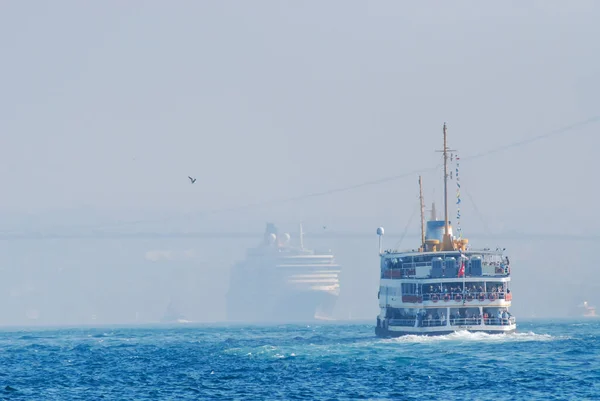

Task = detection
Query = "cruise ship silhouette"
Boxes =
[226,223,341,323]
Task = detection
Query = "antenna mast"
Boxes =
[439,123,455,251]
[443,123,449,235]
[419,176,425,250]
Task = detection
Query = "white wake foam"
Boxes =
[382,330,561,344]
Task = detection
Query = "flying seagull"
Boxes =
[188,176,197,184]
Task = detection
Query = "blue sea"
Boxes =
[0,320,597,400]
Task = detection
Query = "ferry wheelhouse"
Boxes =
[375,124,516,337]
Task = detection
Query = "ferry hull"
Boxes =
[375,321,517,337]
[376,328,517,337]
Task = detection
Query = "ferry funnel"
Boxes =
[425,220,452,242]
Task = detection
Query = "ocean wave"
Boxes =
[2,322,597,400]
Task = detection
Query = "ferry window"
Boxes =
[401,283,417,295]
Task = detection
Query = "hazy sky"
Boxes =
[1,1,598,231]
[0,2,598,324]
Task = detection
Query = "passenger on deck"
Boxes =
[465,311,472,324]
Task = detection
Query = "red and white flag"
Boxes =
[458,260,465,277]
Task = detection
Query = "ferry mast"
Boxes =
[419,175,425,251]
[439,123,455,251]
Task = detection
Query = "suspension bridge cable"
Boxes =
[461,115,600,162]
[392,199,421,251]
[30,114,600,232]
[462,187,492,236]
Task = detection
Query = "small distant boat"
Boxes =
[580,301,598,318]
[160,300,191,323]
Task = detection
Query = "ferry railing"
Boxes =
[419,318,447,327]
[395,262,431,269]
[388,318,416,327]
[389,316,515,328]
[401,295,422,303]
[422,291,512,303]
[483,316,516,326]
[449,317,482,326]
[381,270,511,279]
[381,268,417,279]
[448,317,515,326]
[388,261,507,270]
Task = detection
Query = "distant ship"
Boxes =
[226,223,341,323]
[160,300,191,324]
[580,301,597,318]
[375,123,516,337]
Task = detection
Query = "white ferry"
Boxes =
[375,124,516,337]
[227,223,341,323]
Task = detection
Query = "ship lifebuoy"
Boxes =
[443,294,451,302]
[455,294,463,302]
[478,293,485,301]
[431,294,439,303]
[466,294,474,302]
[488,293,497,301]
